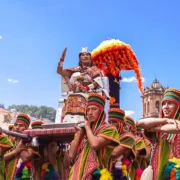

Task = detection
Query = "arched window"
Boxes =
[147,102,150,113]
[144,103,146,114]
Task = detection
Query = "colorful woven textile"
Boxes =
[145,88,180,180]
[120,132,136,160]
[15,114,31,128]
[125,116,136,135]
[69,109,119,180]
[31,121,44,129]
[108,108,125,134]
[5,137,39,180]
[162,88,180,120]
[62,65,103,123]
[87,93,106,110]
[25,127,76,137]
[65,94,87,116]
[0,134,13,180]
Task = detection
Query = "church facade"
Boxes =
[142,78,168,118]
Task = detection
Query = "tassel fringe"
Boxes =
[140,165,153,180]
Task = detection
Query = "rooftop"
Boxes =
[143,78,167,95]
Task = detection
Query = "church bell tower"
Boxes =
[142,78,167,118]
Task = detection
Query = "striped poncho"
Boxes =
[145,88,180,180]
[69,111,120,180]
[0,133,13,180]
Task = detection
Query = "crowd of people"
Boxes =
[0,47,179,180]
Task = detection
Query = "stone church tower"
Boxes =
[142,78,167,118]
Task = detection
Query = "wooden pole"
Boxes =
[107,73,120,108]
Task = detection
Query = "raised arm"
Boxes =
[4,140,26,163]
[137,118,168,129]
[4,149,19,163]
[57,47,72,78]
[64,128,84,168]
[20,148,34,163]
[149,120,180,134]
[68,125,85,161]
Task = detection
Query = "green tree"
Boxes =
[8,105,56,122]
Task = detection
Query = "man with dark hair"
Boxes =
[138,88,180,180]
[5,114,39,180]
[64,93,119,180]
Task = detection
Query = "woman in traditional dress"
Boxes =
[64,93,119,180]
[137,88,180,180]
[57,47,105,123]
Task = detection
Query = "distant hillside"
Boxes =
[8,105,56,122]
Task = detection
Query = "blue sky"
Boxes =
[0,0,180,120]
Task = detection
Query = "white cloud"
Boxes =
[122,76,145,83]
[125,110,135,116]
[8,78,19,84]
[0,35,2,39]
